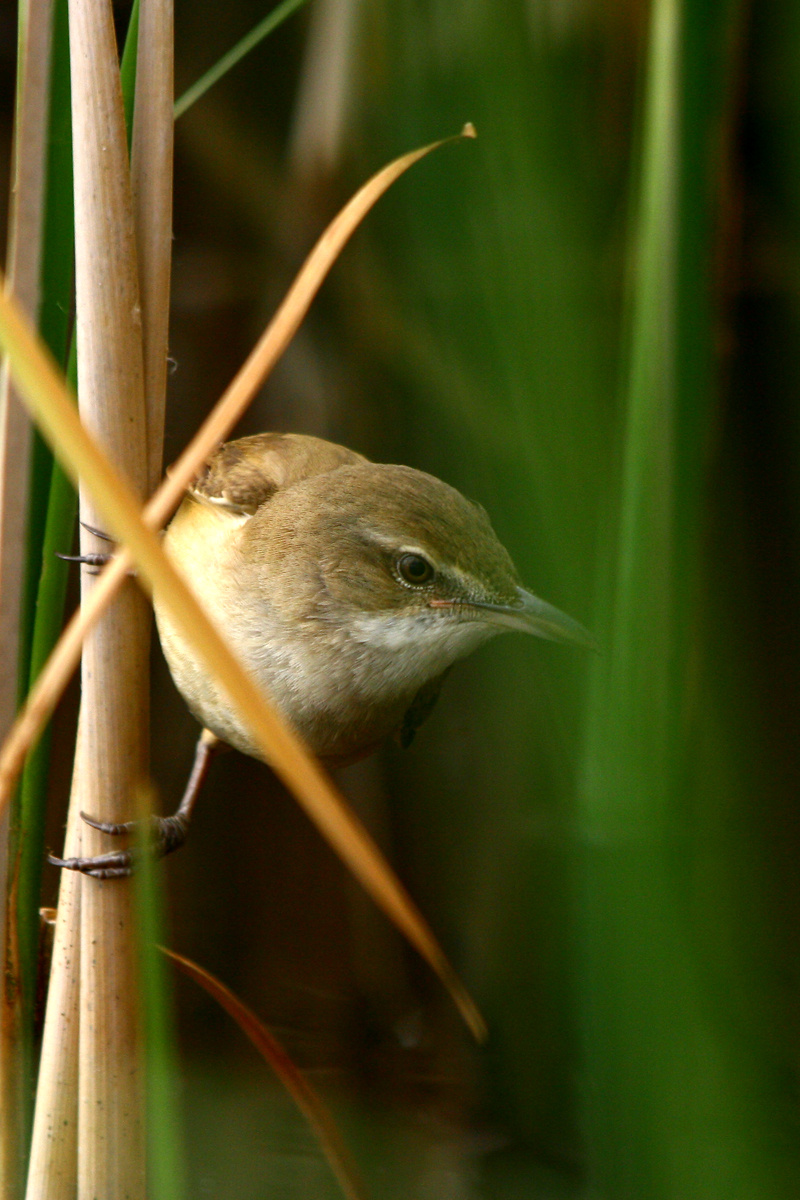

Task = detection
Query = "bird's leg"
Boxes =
[49,729,223,879]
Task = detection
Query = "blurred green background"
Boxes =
[3,0,800,1196]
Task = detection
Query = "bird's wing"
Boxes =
[189,432,368,515]
[396,673,448,749]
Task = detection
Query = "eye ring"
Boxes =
[397,553,435,587]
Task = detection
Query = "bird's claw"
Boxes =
[55,550,114,573]
[80,521,115,543]
[48,849,138,879]
[49,811,189,878]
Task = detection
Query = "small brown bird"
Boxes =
[57,432,592,876]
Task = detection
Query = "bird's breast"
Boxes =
[158,584,419,763]
[155,496,493,763]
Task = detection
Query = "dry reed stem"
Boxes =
[0,129,476,813]
[24,754,83,1200]
[0,277,487,1042]
[68,0,149,1194]
[0,4,55,1195]
[0,0,53,740]
[0,126,485,1040]
[132,0,173,493]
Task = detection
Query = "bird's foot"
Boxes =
[56,522,117,573]
[49,811,189,879]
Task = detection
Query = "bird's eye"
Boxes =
[397,553,435,586]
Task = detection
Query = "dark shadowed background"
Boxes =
[3,1,800,1196]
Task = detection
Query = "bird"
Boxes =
[55,432,592,877]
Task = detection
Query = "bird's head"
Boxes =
[241,461,593,687]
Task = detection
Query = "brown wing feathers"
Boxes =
[191,432,367,514]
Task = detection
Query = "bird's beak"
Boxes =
[473,587,597,650]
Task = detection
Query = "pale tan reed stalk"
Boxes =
[30,2,175,1190]
[0,0,53,739]
[24,750,83,1200]
[132,0,174,493]
[0,3,54,1196]
[48,0,149,1195]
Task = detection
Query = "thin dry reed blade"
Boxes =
[0,127,484,1039]
[163,947,368,1200]
[0,268,486,1041]
[0,126,477,821]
